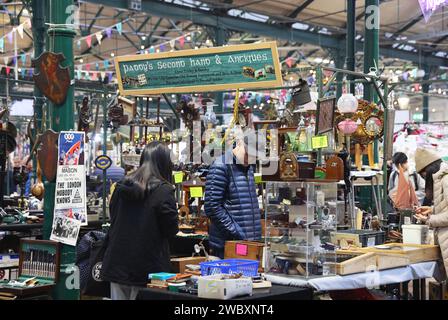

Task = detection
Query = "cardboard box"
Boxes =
[170,256,207,273]
[198,275,253,300]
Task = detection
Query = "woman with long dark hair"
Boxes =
[102,141,179,300]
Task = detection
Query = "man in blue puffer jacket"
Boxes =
[204,136,261,258]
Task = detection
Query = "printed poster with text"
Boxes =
[50,132,87,246]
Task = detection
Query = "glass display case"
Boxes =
[264,181,339,278]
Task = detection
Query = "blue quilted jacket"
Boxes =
[204,153,261,251]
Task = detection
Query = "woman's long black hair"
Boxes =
[421,159,443,206]
[125,141,173,191]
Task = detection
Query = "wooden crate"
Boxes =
[355,243,441,264]
[224,241,265,271]
[333,251,377,275]
[170,256,207,273]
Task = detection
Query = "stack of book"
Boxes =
[147,273,192,290]
[147,273,176,290]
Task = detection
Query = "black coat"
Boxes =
[102,180,179,287]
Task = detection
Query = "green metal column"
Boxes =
[335,55,344,99]
[347,0,356,93]
[363,0,379,101]
[31,0,47,180]
[31,1,46,132]
[422,65,430,122]
[43,0,78,300]
[364,0,380,164]
[215,26,226,117]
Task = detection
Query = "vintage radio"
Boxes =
[325,155,344,181]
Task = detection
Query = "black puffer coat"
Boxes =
[102,180,179,287]
[204,153,261,251]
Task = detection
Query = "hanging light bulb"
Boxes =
[337,93,358,113]
[397,95,410,110]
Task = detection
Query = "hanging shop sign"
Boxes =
[419,0,448,22]
[95,155,112,171]
[50,132,87,247]
[115,42,283,95]
[32,52,71,105]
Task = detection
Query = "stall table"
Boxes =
[136,284,313,300]
[265,261,442,300]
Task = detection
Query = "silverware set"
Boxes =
[22,250,56,278]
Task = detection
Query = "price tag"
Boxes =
[173,171,184,184]
[190,187,203,198]
[254,173,263,184]
[312,135,328,149]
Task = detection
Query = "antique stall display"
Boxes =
[265,181,339,278]
[0,240,60,299]
[335,99,384,170]
[224,241,265,271]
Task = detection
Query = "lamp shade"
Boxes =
[338,119,358,135]
[337,93,358,113]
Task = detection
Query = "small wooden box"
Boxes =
[0,240,60,298]
[170,256,207,273]
[224,241,265,271]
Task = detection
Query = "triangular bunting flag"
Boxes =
[286,57,293,68]
[6,67,10,75]
[100,71,106,79]
[12,56,17,65]
[7,32,13,44]
[0,38,4,52]
[21,68,26,78]
[160,44,165,52]
[169,39,176,49]
[21,53,27,65]
[91,72,98,81]
[106,28,112,38]
[179,36,185,48]
[116,22,122,35]
[17,25,24,39]
[28,69,33,77]
[95,32,102,45]
[3,57,8,65]
[103,60,109,69]
[86,35,92,48]
[108,72,113,82]
[77,40,81,49]
[85,64,91,71]
[149,47,155,53]
[76,69,81,80]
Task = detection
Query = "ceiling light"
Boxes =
[142,36,146,41]
[111,52,115,57]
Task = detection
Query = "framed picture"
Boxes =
[316,97,336,135]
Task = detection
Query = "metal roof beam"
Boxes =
[85,0,448,67]
[391,14,424,39]
[87,5,104,34]
[288,0,314,18]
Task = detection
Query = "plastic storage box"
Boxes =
[200,259,259,277]
[402,224,429,245]
[331,230,385,247]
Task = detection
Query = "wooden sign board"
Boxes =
[114,42,283,95]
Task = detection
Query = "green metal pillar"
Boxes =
[335,56,344,99]
[363,0,379,102]
[346,0,356,93]
[215,26,226,117]
[31,0,47,180]
[422,65,430,122]
[363,0,380,164]
[43,0,78,300]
